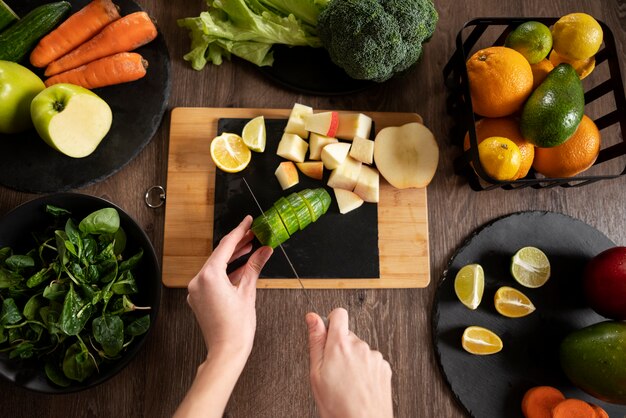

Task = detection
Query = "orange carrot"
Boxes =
[45,11,157,76]
[552,398,596,418]
[31,0,121,68]
[521,386,565,418]
[45,52,148,89]
[590,403,609,418]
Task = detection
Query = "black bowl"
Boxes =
[0,193,161,393]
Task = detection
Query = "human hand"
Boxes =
[187,215,273,360]
[306,308,394,418]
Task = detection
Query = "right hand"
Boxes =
[306,308,394,418]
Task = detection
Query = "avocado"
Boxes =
[560,321,626,404]
[520,63,584,148]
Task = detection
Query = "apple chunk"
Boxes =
[309,133,338,160]
[284,103,313,138]
[276,133,308,163]
[349,136,375,164]
[275,161,299,190]
[373,122,439,189]
[353,165,379,203]
[333,188,364,214]
[327,156,362,191]
[321,142,350,170]
[336,113,372,141]
[296,161,324,180]
[304,111,339,137]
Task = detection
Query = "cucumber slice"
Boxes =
[314,188,332,214]
[0,1,18,32]
[298,189,324,222]
[273,197,299,235]
[286,192,312,230]
[251,207,290,248]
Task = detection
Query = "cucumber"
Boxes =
[251,207,290,249]
[286,192,312,230]
[314,188,332,213]
[273,197,299,235]
[0,1,19,33]
[0,1,71,62]
[298,189,324,222]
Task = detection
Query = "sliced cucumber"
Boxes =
[274,197,299,235]
[298,189,324,222]
[0,1,19,33]
[286,192,312,230]
[314,188,332,214]
[251,207,289,248]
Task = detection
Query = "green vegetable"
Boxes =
[0,1,71,62]
[0,0,19,33]
[273,197,299,235]
[286,192,312,230]
[0,206,150,386]
[317,0,438,82]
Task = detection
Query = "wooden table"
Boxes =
[1,1,624,416]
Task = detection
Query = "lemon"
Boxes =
[461,326,503,355]
[210,133,252,173]
[504,21,553,64]
[511,246,551,288]
[477,136,522,181]
[242,116,266,152]
[552,13,603,61]
[549,50,595,80]
[454,264,484,310]
[494,286,536,318]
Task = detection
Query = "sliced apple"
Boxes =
[349,136,375,165]
[304,111,339,137]
[353,165,379,203]
[284,103,313,138]
[374,122,439,189]
[309,133,338,160]
[333,188,364,215]
[275,161,299,190]
[321,142,350,170]
[336,113,372,141]
[276,133,308,163]
[327,156,362,191]
[296,161,324,180]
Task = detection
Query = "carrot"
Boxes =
[30,0,121,68]
[521,386,565,418]
[552,398,596,418]
[589,403,609,418]
[45,11,157,77]
[44,52,148,89]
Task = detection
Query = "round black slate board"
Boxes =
[432,211,626,417]
[0,0,171,193]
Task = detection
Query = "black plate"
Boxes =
[0,0,171,193]
[0,193,161,393]
[432,211,626,417]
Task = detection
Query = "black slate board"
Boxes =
[432,211,626,417]
[212,118,379,279]
[0,0,171,193]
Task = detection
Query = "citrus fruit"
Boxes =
[454,264,485,310]
[464,117,534,180]
[549,49,595,80]
[242,115,266,152]
[530,59,554,90]
[477,136,522,181]
[461,326,503,355]
[210,133,252,173]
[466,46,534,118]
[494,286,536,318]
[511,247,551,288]
[533,115,601,178]
[552,13,603,61]
[504,21,553,64]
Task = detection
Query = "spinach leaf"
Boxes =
[113,227,126,255]
[111,271,138,295]
[23,294,45,320]
[119,249,143,272]
[45,361,71,387]
[55,230,69,266]
[93,315,124,357]
[85,265,99,284]
[79,208,120,235]
[46,205,71,217]
[0,246,11,263]
[60,284,92,336]
[43,282,67,301]
[82,238,98,265]
[0,268,22,289]
[62,341,96,382]
[65,218,83,258]
[0,325,6,344]
[97,258,118,284]
[1,298,22,325]
[26,266,52,288]
[5,255,35,271]
[9,342,34,359]
[126,315,150,337]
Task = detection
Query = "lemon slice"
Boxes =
[461,326,503,355]
[511,246,551,288]
[494,286,536,318]
[454,264,484,310]
[242,116,266,152]
[210,133,252,173]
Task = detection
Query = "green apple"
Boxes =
[0,60,45,134]
[31,83,113,158]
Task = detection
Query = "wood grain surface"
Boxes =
[1,0,625,417]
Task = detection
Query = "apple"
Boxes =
[333,188,363,214]
[583,247,626,319]
[296,161,324,180]
[327,156,362,191]
[336,113,372,140]
[276,133,308,163]
[304,111,339,137]
[309,133,338,160]
[275,161,299,190]
[353,165,379,203]
[0,61,45,134]
[30,83,112,158]
[284,103,313,138]
[349,136,375,164]
[321,142,350,170]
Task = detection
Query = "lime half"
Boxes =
[454,264,485,310]
[511,246,551,288]
[242,116,266,152]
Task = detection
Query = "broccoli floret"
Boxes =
[317,0,438,82]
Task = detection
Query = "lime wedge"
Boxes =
[511,247,551,288]
[242,116,266,152]
[454,264,484,310]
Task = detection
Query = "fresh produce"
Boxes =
[521,386,565,418]
[510,246,551,288]
[277,133,308,163]
[30,83,112,158]
[551,399,596,418]
[477,137,522,181]
[583,246,626,320]
[0,1,71,63]
[275,161,299,190]
[504,21,553,64]
[0,0,18,32]
[494,286,535,318]
[335,113,372,140]
[349,136,375,165]
[333,188,363,214]
[520,63,585,148]
[461,326,502,355]
[0,60,45,134]
[285,103,313,139]
[209,133,251,173]
[0,205,150,386]
[309,133,337,160]
[251,188,331,248]
[353,165,379,203]
[560,321,626,404]
[549,50,595,80]
[242,115,266,153]
[30,0,121,68]
[374,122,438,189]
[327,157,362,191]
[321,142,350,170]
[454,264,484,310]
[530,59,554,90]
[45,11,157,77]
[44,52,148,89]
[304,111,339,137]
[296,161,323,180]
[551,13,603,61]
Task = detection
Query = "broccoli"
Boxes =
[317,0,438,82]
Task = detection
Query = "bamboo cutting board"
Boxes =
[163,107,430,288]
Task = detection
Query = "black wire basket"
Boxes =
[444,17,626,191]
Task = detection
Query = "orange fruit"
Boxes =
[461,326,503,355]
[464,117,534,180]
[530,59,554,90]
[533,115,601,178]
[466,46,534,117]
[549,50,595,80]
